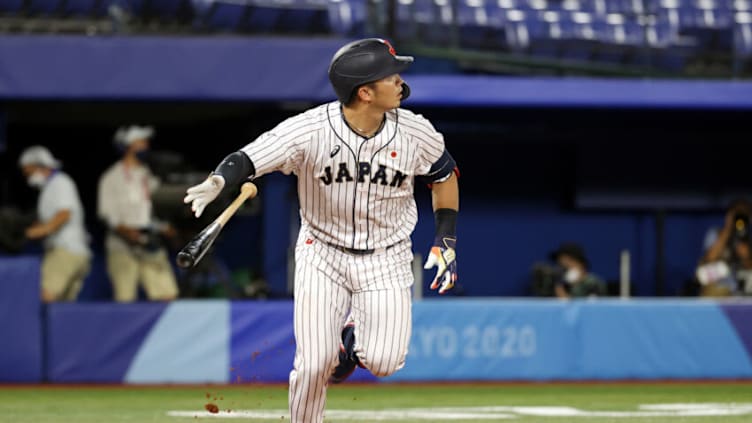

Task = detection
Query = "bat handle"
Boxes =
[215,182,258,226]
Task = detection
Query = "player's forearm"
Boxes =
[431,172,459,211]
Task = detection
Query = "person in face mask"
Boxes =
[18,146,91,302]
[550,242,606,299]
[97,125,178,302]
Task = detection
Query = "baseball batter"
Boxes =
[184,38,459,423]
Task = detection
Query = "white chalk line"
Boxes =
[167,403,752,419]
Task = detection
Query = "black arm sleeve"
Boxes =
[213,151,256,187]
[418,149,457,184]
[435,208,458,238]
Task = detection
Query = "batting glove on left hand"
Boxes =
[184,174,225,218]
[424,236,457,294]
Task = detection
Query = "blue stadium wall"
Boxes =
[3,295,752,383]
[1,259,751,382]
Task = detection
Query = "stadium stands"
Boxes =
[0,0,750,75]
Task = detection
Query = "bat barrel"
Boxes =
[176,251,195,268]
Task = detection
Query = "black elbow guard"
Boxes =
[213,151,255,187]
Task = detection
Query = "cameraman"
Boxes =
[697,200,752,296]
[97,125,178,302]
[551,243,607,299]
[18,146,91,302]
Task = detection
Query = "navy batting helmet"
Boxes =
[328,38,413,104]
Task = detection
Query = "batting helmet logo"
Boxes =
[381,39,397,56]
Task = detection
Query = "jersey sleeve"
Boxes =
[406,111,451,180]
[241,114,311,177]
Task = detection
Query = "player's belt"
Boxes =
[327,241,400,256]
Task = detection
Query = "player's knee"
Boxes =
[300,351,339,379]
[363,355,405,377]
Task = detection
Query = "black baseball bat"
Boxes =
[176,182,258,268]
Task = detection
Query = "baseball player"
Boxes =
[18,146,91,302]
[184,38,459,423]
[98,125,179,302]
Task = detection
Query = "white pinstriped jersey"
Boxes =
[241,101,445,250]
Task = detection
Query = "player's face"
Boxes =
[370,74,405,110]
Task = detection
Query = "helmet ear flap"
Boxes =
[400,82,410,101]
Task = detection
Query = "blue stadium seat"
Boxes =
[594,13,643,45]
[736,0,752,12]
[734,12,752,56]
[501,9,532,50]
[394,0,419,40]
[457,0,505,48]
[409,0,453,46]
[644,18,677,47]
[611,0,646,15]
[577,0,607,14]
[329,0,366,37]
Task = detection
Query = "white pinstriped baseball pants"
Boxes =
[289,230,413,423]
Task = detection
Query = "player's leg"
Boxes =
[350,287,412,376]
[140,248,179,300]
[289,240,350,423]
[347,243,414,377]
[106,248,140,302]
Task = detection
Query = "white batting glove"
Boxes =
[423,236,457,295]
[183,174,225,218]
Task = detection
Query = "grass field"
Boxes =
[1,382,751,423]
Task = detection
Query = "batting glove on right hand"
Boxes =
[184,174,225,218]
[423,236,457,294]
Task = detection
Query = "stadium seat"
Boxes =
[393,0,419,40]
[457,0,506,48]
[577,0,607,14]
[736,0,752,11]
[594,13,643,44]
[735,12,752,56]
[613,0,646,15]
[327,0,366,36]
[410,0,454,46]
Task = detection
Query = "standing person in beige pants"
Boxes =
[19,146,91,302]
[97,125,178,302]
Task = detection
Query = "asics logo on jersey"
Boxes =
[330,145,341,158]
[320,162,408,187]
